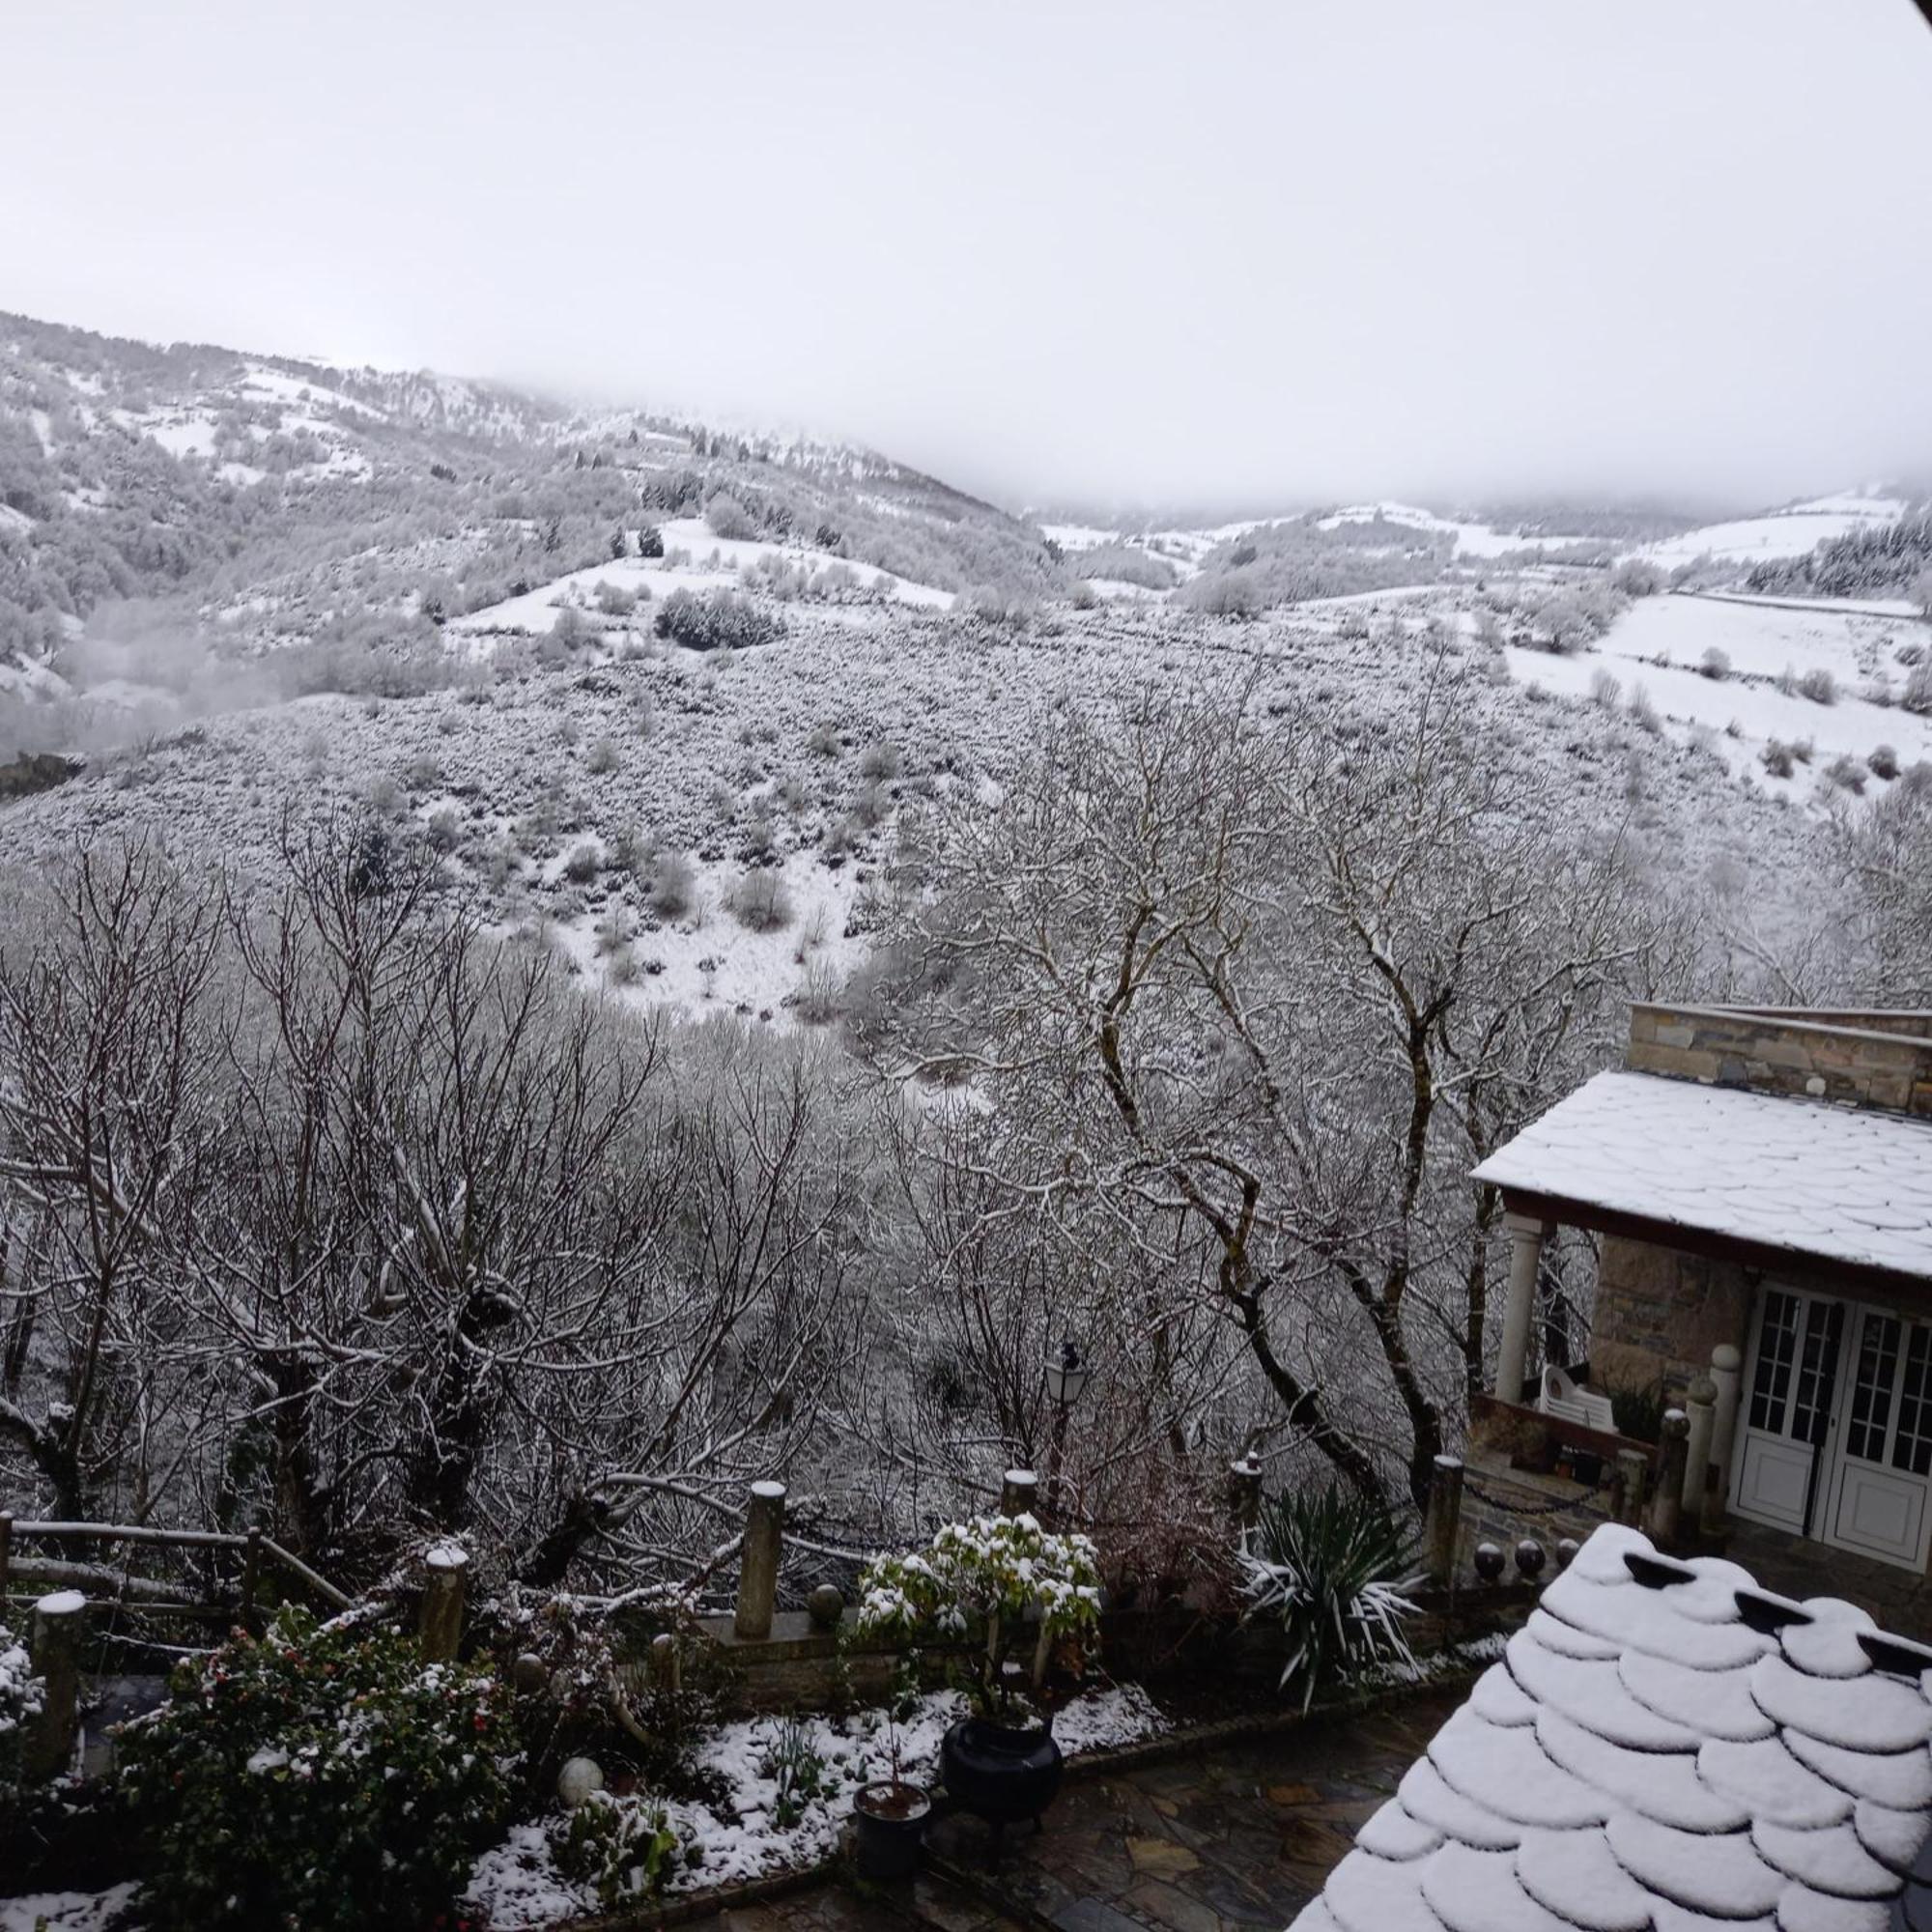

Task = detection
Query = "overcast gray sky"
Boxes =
[6,1,1931,513]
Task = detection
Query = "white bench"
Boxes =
[1537,1365,1616,1434]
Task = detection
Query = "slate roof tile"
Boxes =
[1469,1071,1932,1280]
[1288,1525,1932,1932]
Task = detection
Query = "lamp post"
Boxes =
[1042,1339,1091,1525]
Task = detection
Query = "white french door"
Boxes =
[1820,1306,1932,1572]
[1732,1286,1932,1573]
[1733,1287,1842,1536]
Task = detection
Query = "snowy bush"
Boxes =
[725,868,795,933]
[1903,661,1932,717]
[854,1515,1101,1721]
[1241,1485,1419,1712]
[1589,668,1621,710]
[549,1790,692,1909]
[1872,744,1900,781]
[653,587,783,652]
[1699,646,1731,681]
[117,1608,513,1932]
[1797,666,1837,706]
[648,849,697,918]
[702,492,756,541]
[1826,753,1868,795]
[0,1622,44,1817]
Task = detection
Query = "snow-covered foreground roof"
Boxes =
[1292,1523,1932,1932]
[1472,1071,1932,1282]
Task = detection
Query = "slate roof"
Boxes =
[1469,1070,1932,1282]
[1289,1524,1932,1932]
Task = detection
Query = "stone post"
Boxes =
[0,1511,12,1605]
[1613,1447,1648,1527]
[998,1468,1039,1519]
[1647,1409,1689,1545]
[1227,1458,1263,1547]
[25,1589,85,1784]
[1423,1455,1464,1585]
[1495,1214,1552,1406]
[1705,1343,1743,1533]
[1682,1375,1717,1522]
[733,1481,786,1640]
[419,1542,469,1662]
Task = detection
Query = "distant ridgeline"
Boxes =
[0,307,1060,673]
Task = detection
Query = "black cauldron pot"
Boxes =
[939,1716,1065,1826]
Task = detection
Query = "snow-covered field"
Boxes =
[1315,500,1590,559]
[449,516,952,640]
[1636,495,1906,569]
[1504,592,1931,795]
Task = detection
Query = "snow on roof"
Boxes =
[1471,1070,1932,1282]
[1291,1523,1932,1932]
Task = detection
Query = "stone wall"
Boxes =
[1627,1004,1932,1116]
[640,1598,1534,1716]
[1590,1234,1753,1399]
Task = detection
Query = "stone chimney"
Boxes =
[1626,1004,1932,1116]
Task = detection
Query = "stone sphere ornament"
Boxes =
[511,1652,550,1695]
[557,1756,606,1809]
[1556,1538,1581,1571]
[808,1582,845,1630]
[1514,1539,1548,1581]
[1472,1541,1506,1583]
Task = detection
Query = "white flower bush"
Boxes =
[854,1514,1102,1722]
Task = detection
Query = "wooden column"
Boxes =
[998,1468,1038,1519]
[25,1589,85,1784]
[1423,1455,1464,1585]
[419,1543,469,1662]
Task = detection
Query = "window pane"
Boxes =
[1893,1326,1932,1477]
[1749,1292,1800,1435]
[1846,1312,1901,1463]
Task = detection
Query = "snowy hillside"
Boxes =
[3,306,1928,1033]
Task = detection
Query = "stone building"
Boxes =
[1471,1005,1932,1578]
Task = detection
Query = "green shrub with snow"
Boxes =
[549,1789,692,1909]
[854,1515,1100,1721]
[653,587,784,652]
[0,1622,44,1818]
[117,1607,513,1932]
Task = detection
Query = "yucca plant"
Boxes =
[1241,1484,1421,1711]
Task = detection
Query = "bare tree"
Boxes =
[871,669,1677,1508]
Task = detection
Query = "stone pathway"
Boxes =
[686,1687,1464,1932]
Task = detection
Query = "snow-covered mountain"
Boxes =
[3,307,1928,1028]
